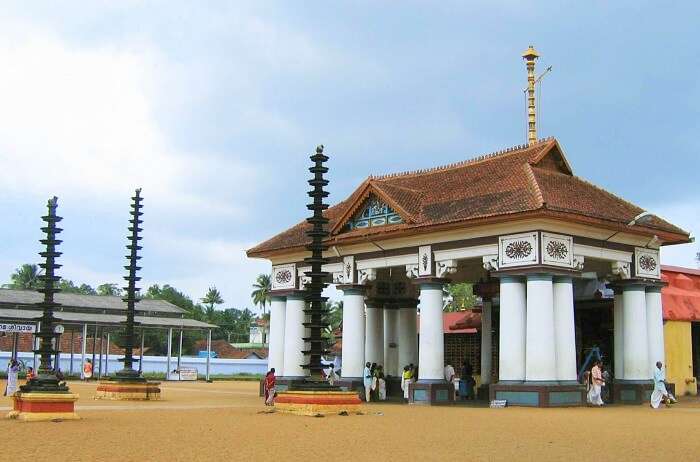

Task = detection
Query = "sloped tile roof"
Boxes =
[248,138,689,257]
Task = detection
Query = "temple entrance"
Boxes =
[574,299,614,377]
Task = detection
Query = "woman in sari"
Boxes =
[586,361,604,406]
[263,368,276,406]
[4,359,20,396]
[374,365,386,401]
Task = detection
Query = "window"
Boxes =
[346,195,403,230]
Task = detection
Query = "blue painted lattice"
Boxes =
[346,196,403,230]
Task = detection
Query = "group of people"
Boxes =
[586,360,677,408]
[3,359,35,397]
[363,362,390,402]
[444,361,476,400]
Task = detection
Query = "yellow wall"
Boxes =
[664,321,697,396]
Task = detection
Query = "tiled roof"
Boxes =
[248,138,689,257]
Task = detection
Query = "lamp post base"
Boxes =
[7,392,80,422]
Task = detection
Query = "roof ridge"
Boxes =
[371,137,555,180]
[523,163,545,207]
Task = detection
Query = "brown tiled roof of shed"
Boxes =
[248,138,689,257]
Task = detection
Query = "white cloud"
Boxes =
[649,199,699,269]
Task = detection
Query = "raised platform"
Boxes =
[612,380,654,404]
[408,380,455,405]
[489,382,586,407]
[95,379,161,400]
[7,392,80,422]
[275,389,362,416]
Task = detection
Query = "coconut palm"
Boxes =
[4,264,43,289]
[201,286,224,320]
[251,274,271,316]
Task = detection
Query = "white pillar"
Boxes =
[645,286,665,376]
[282,293,307,378]
[398,303,418,371]
[166,327,173,380]
[80,323,87,380]
[498,276,526,381]
[480,299,493,385]
[205,329,211,381]
[417,282,445,381]
[105,332,110,376]
[268,295,287,375]
[340,286,366,379]
[365,302,384,365]
[526,274,557,381]
[613,289,624,379]
[622,283,650,380]
[553,276,577,382]
[383,308,399,376]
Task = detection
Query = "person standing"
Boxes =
[375,365,386,401]
[363,362,373,402]
[25,367,35,383]
[401,365,414,402]
[444,362,457,398]
[82,359,93,381]
[4,359,20,396]
[650,361,677,409]
[587,360,604,406]
[460,361,475,400]
[326,363,338,386]
[263,368,276,406]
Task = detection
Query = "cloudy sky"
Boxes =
[0,1,698,312]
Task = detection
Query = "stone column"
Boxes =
[553,276,577,382]
[480,299,493,385]
[268,295,286,375]
[525,274,557,382]
[398,300,418,371]
[499,276,526,381]
[645,286,665,376]
[613,288,624,379]
[622,283,650,380]
[282,292,307,379]
[383,307,399,376]
[365,299,384,366]
[338,285,366,380]
[417,281,445,381]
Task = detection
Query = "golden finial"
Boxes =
[522,45,539,146]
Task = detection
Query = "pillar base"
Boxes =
[335,377,365,400]
[94,378,161,400]
[275,390,362,416]
[489,382,586,407]
[612,380,654,404]
[477,384,491,401]
[408,380,455,405]
[7,392,80,422]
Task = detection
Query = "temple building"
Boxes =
[246,47,692,406]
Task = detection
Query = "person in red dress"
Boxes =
[263,368,276,406]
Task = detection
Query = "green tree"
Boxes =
[97,283,121,296]
[58,279,97,295]
[201,286,224,320]
[251,274,271,315]
[444,282,476,312]
[4,264,42,289]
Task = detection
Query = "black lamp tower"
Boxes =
[300,145,332,384]
[115,188,144,380]
[21,197,69,393]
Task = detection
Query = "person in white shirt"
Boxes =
[444,363,457,397]
[650,361,677,408]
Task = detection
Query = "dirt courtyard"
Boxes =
[1,380,698,461]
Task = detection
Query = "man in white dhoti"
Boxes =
[363,362,373,402]
[444,363,457,398]
[650,361,677,409]
[587,360,604,406]
[4,359,20,396]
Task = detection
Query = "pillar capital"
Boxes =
[553,275,573,284]
[336,284,368,296]
[271,289,305,300]
[365,298,385,309]
[412,277,450,289]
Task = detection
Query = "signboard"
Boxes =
[178,368,198,381]
[0,323,36,333]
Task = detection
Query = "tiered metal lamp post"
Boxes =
[274,145,362,415]
[8,197,80,421]
[95,189,160,400]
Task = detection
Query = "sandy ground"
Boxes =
[1,380,699,462]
